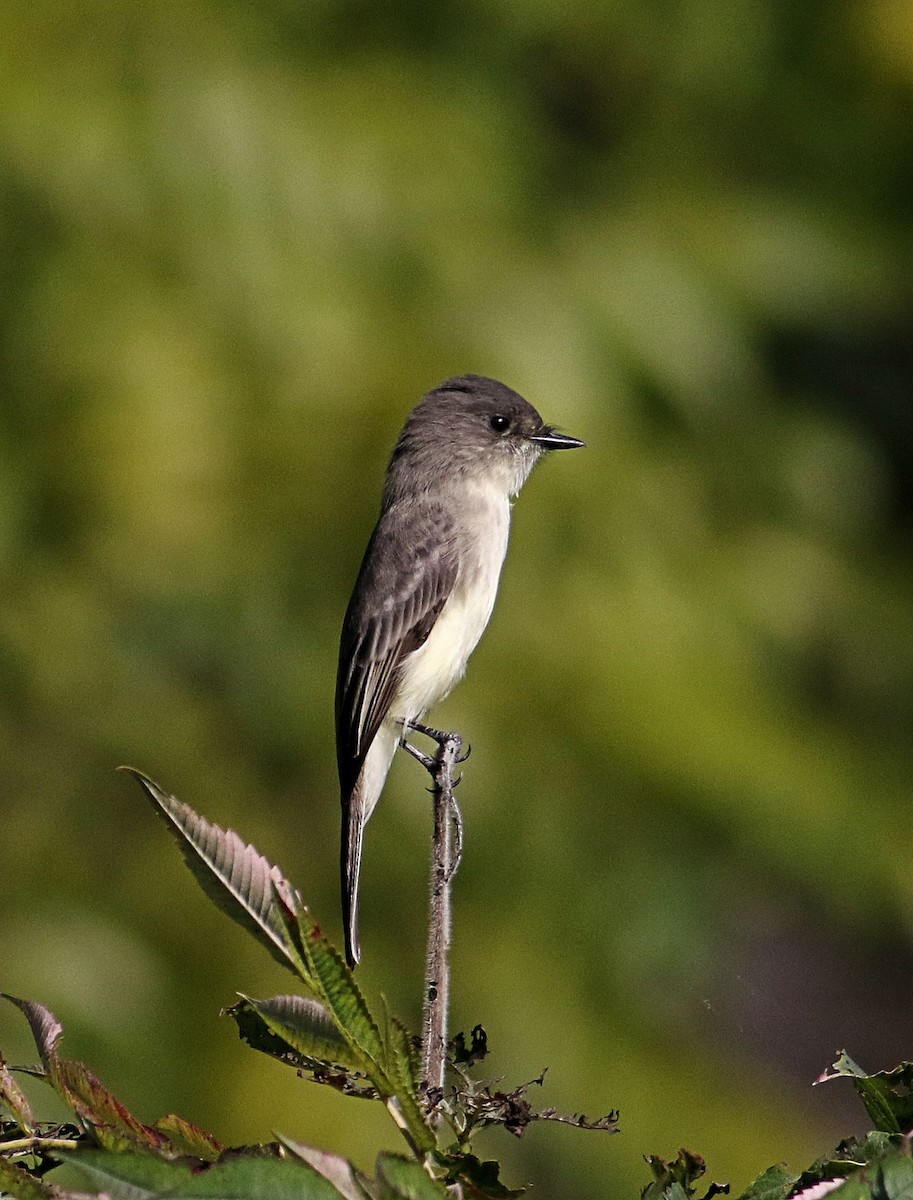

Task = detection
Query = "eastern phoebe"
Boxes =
[336,374,584,966]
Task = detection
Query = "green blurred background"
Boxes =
[2,1,913,1195]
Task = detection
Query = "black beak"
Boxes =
[529,428,586,450]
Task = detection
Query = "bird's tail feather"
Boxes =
[341,790,364,967]
[340,724,398,968]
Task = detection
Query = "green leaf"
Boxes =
[873,1151,913,1199]
[1,996,62,1066]
[233,994,360,1071]
[817,1052,913,1134]
[642,1149,710,1199]
[374,1011,431,1155]
[290,940,433,1156]
[383,1014,421,1096]
[65,1150,349,1200]
[375,1155,449,1200]
[120,768,308,979]
[122,771,432,1157]
[153,1112,225,1161]
[299,930,390,1078]
[66,1149,196,1199]
[277,1135,371,1200]
[162,1154,349,1198]
[788,1135,885,1197]
[0,1053,35,1132]
[226,998,378,1101]
[800,1131,900,1192]
[226,999,321,1072]
[737,1164,796,1200]
[0,1156,55,1200]
[825,1148,913,1200]
[434,1152,525,1198]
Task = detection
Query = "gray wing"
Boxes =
[335,501,458,805]
[336,503,458,966]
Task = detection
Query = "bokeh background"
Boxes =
[2,1,913,1195]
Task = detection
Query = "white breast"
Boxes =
[390,485,511,725]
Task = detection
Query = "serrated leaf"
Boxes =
[375,1018,434,1159]
[384,1016,421,1096]
[737,1164,796,1200]
[120,768,307,978]
[154,1112,225,1161]
[269,878,317,980]
[243,940,432,1151]
[51,1057,169,1151]
[66,1149,195,1199]
[226,999,318,1071]
[278,1135,370,1200]
[0,1155,55,1200]
[299,932,388,1074]
[2,996,62,1065]
[0,1054,35,1132]
[226,998,377,1100]
[817,1052,913,1135]
[295,933,434,1157]
[234,995,360,1071]
[375,1155,449,1200]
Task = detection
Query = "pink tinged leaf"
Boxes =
[2,995,63,1065]
[119,767,304,974]
[52,1057,170,1151]
[154,1113,225,1161]
[790,1182,848,1199]
[278,1135,369,1200]
[0,1054,35,1132]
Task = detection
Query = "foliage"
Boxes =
[4,778,913,1199]
[0,774,617,1198]
[2,4,913,1194]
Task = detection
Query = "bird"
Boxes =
[335,374,584,966]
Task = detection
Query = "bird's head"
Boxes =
[386,374,584,501]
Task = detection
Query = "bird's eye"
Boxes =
[490,415,510,433]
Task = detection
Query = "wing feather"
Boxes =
[335,502,457,801]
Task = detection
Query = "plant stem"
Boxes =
[421,729,463,1107]
[1,1136,82,1154]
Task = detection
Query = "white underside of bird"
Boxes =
[355,481,511,825]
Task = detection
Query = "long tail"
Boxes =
[341,786,366,967]
[341,725,398,967]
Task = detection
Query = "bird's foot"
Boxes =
[400,738,436,771]
[406,720,461,749]
[400,720,466,766]
[398,721,464,878]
